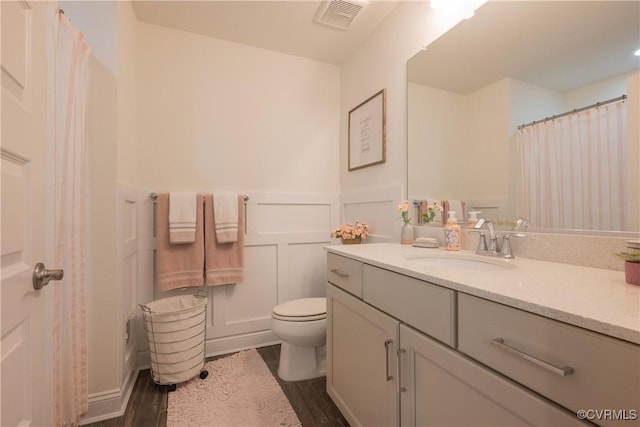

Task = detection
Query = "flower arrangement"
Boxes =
[397,201,411,224]
[422,202,444,223]
[331,221,369,242]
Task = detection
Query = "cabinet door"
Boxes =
[327,284,400,427]
[399,324,586,427]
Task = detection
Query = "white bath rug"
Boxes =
[167,348,301,427]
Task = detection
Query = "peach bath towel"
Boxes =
[205,194,244,286]
[156,193,205,291]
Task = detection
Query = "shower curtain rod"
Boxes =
[517,94,626,130]
[149,192,249,202]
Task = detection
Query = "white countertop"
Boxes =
[325,243,640,345]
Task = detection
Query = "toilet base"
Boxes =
[277,342,326,382]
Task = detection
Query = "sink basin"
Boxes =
[406,254,516,272]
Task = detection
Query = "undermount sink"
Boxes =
[406,253,517,272]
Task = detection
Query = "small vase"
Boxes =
[341,238,361,245]
[400,223,414,245]
[625,261,640,286]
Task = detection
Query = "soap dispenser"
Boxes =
[444,211,461,251]
[467,211,481,228]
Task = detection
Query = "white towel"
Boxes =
[213,193,239,243]
[169,192,197,244]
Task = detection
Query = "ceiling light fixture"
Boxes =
[634,48,640,56]
[430,0,487,19]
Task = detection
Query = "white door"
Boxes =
[1,1,53,425]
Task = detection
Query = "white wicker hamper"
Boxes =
[140,291,208,387]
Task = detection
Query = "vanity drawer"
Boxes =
[327,253,363,297]
[363,265,455,346]
[458,293,640,427]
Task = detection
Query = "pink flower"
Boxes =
[330,221,369,240]
[398,200,411,224]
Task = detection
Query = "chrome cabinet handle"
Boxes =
[384,339,394,381]
[330,269,349,278]
[396,348,406,393]
[491,338,574,376]
[33,262,64,290]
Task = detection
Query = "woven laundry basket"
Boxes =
[140,291,208,386]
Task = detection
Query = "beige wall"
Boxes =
[60,0,139,400]
[59,1,120,395]
[340,2,466,197]
[626,72,640,231]
[116,2,139,185]
[408,79,510,209]
[135,22,340,193]
[85,57,119,393]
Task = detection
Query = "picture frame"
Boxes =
[348,89,386,171]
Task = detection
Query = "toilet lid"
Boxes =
[273,297,326,318]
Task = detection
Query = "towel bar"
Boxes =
[149,192,249,202]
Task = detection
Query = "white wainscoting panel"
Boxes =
[85,184,143,424]
[135,191,339,363]
[285,242,328,302]
[254,204,331,234]
[213,244,277,328]
[117,184,139,391]
[341,186,403,243]
[465,198,510,223]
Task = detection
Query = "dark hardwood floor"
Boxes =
[85,344,348,427]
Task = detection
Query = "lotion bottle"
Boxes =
[467,211,481,228]
[444,211,461,251]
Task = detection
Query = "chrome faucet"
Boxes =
[472,217,526,258]
[473,218,499,255]
[500,232,526,259]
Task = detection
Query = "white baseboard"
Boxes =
[81,331,279,425]
[79,367,137,425]
[205,330,281,358]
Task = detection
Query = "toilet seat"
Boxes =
[272,298,326,322]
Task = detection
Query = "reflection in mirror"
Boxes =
[408,1,640,232]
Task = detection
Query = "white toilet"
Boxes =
[271,297,327,381]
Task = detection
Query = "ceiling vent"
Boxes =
[313,0,367,31]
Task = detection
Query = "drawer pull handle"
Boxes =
[330,269,349,278]
[397,348,406,393]
[491,338,574,377]
[384,339,394,381]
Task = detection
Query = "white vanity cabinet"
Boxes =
[458,293,640,427]
[326,283,399,427]
[399,324,586,427]
[326,252,595,427]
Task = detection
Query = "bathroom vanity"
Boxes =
[325,244,640,427]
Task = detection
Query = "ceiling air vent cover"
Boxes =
[313,0,367,31]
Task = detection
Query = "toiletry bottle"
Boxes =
[444,211,461,251]
[467,211,481,228]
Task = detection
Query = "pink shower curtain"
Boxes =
[518,101,627,231]
[47,5,91,425]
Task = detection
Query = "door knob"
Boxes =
[32,262,64,290]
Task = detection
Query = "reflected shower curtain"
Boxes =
[517,101,627,231]
[47,5,91,425]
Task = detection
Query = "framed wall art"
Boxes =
[348,89,386,171]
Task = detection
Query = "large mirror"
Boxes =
[408,1,640,232]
